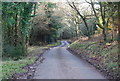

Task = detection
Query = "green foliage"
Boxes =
[47,42,61,47]
[2,2,37,59]
[30,2,63,45]
[2,46,48,79]
[47,2,55,8]
[3,44,24,59]
[2,57,36,79]
[7,18,15,26]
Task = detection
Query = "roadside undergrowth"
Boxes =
[47,42,61,47]
[2,42,60,79]
[68,39,118,79]
[2,46,48,79]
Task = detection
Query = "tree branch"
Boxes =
[85,0,92,4]
[66,0,75,9]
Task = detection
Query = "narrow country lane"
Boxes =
[33,41,106,79]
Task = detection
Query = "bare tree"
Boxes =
[85,0,117,41]
[66,0,91,39]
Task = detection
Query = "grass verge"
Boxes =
[2,42,60,79]
[68,40,118,79]
[2,46,48,79]
[47,42,61,47]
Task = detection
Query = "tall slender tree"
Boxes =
[67,0,91,39]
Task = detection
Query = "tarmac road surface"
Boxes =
[33,41,106,79]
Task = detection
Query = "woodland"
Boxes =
[1,0,120,79]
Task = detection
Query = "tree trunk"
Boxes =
[118,3,120,54]
[67,2,90,39]
[14,12,18,46]
[83,19,91,39]
[102,28,107,41]
[75,14,79,39]
[111,17,115,41]
[118,3,120,80]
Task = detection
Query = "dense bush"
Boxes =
[2,2,37,59]
[3,44,25,60]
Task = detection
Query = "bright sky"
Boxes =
[2,0,120,2]
[3,0,86,2]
